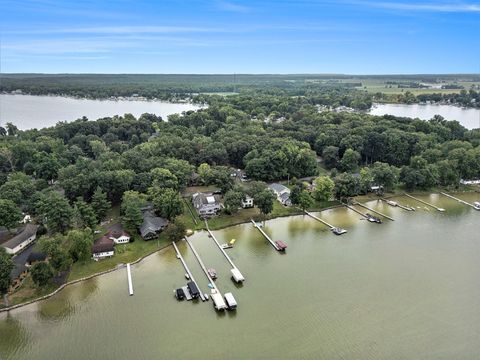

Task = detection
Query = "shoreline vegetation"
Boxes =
[1,188,477,313]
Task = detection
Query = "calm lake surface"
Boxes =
[369,103,480,129]
[0,94,203,130]
[1,193,480,360]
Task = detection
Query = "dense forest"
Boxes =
[1,88,480,295]
[2,73,479,108]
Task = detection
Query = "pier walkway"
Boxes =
[172,241,206,301]
[303,210,347,235]
[440,192,479,210]
[353,201,395,221]
[250,219,280,250]
[404,193,445,212]
[204,221,245,282]
[126,263,134,296]
[380,198,414,211]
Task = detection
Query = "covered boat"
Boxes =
[275,240,287,251]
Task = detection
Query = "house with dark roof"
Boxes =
[268,183,292,206]
[139,211,169,240]
[92,236,115,260]
[192,192,222,218]
[1,223,39,255]
[108,230,131,244]
[26,252,47,266]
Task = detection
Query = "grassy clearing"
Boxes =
[68,234,167,281]
[7,276,58,306]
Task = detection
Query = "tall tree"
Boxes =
[90,187,110,221]
[255,189,275,216]
[223,188,244,214]
[121,191,147,230]
[30,262,54,287]
[298,190,314,211]
[313,176,335,202]
[34,191,74,234]
[0,248,14,306]
[148,187,183,220]
[0,199,22,230]
[73,197,98,229]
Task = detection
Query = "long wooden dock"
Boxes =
[353,201,395,221]
[343,203,369,219]
[440,192,479,210]
[172,241,206,301]
[304,211,334,229]
[184,238,218,291]
[304,211,347,235]
[250,219,280,250]
[126,263,134,296]
[404,193,445,212]
[205,220,245,281]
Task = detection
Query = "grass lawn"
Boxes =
[68,234,168,281]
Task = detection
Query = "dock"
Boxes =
[126,263,134,296]
[172,241,206,301]
[380,198,415,211]
[353,201,395,221]
[440,192,479,210]
[204,221,245,282]
[304,210,347,235]
[184,237,227,311]
[250,219,280,250]
[404,193,445,212]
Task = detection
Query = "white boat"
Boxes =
[231,268,245,283]
[224,292,237,310]
[474,202,480,210]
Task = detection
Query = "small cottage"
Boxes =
[2,223,39,255]
[241,195,254,208]
[109,230,131,244]
[92,236,115,260]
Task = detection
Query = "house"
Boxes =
[241,195,254,208]
[268,183,292,206]
[92,236,115,260]
[140,211,169,240]
[1,223,39,255]
[192,192,222,218]
[26,252,47,266]
[108,230,131,244]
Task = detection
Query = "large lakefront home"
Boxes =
[192,192,222,218]
[268,183,292,206]
[1,223,39,255]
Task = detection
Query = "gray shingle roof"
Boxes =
[2,224,39,250]
[268,183,289,193]
[140,211,169,238]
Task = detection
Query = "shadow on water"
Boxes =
[36,277,99,322]
[0,314,28,359]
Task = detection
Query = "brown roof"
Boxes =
[2,224,39,250]
[92,236,114,253]
[108,230,130,239]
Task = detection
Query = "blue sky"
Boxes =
[1,0,479,74]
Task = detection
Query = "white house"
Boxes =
[192,192,222,218]
[241,195,254,208]
[92,236,115,260]
[108,230,131,244]
[2,224,39,255]
[268,183,292,206]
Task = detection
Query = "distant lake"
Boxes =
[0,94,204,130]
[369,103,480,130]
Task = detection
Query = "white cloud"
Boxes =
[344,1,480,13]
[216,0,251,12]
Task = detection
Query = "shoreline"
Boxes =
[1,189,477,313]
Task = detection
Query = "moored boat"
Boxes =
[474,202,480,210]
[366,213,382,223]
[207,268,217,280]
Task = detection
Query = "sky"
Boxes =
[1,0,479,74]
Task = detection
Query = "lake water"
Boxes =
[1,193,480,360]
[369,103,480,130]
[0,94,203,130]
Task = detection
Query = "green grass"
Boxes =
[68,234,168,281]
[7,276,58,307]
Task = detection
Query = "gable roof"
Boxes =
[140,211,169,237]
[268,183,289,194]
[192,192,221,207]
[2,224,39,250]
[92,236,114,253]
[109,230,130,239]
